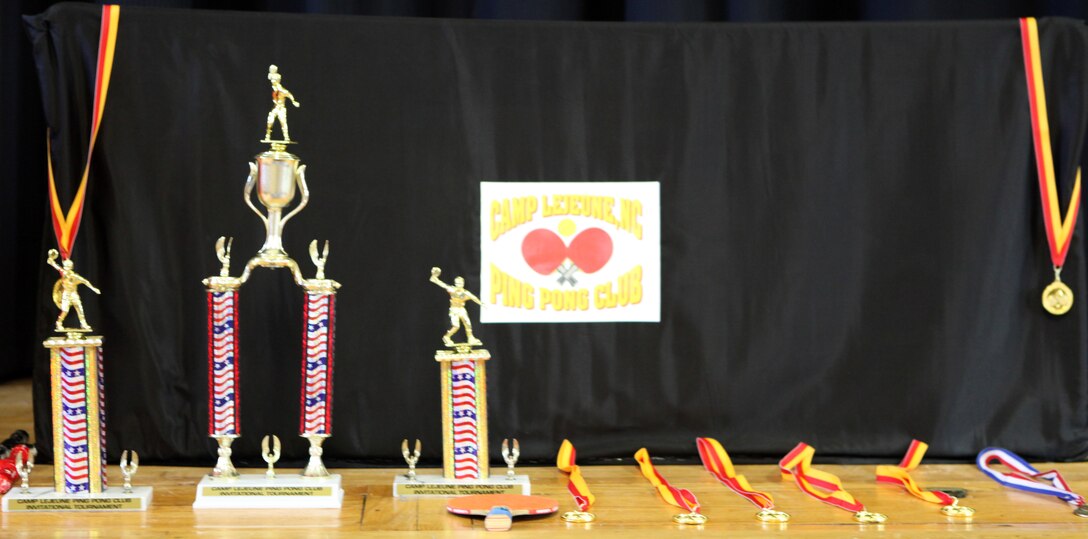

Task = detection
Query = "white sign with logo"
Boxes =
[480,181,660,323]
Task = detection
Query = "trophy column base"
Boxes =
[301,435,330,478]
[193,474,343,509]
[2,486,152,512]
[211,435,240,479]
[393,473,530,497]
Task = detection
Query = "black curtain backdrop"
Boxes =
[21,4,1088,467]
[11,2,1088,468]
[5,2,1088,378]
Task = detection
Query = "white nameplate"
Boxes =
[393,474,530,497]
[193,474,343,509]
[2,486,152,512]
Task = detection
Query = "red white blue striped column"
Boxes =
[47,336,106,494]
[207,290,240,437]
[437,350,491,480]
[300,291,335,435]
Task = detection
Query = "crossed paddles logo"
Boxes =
[522,219,613,287]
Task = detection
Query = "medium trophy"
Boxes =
[392,268,529,496]
[2,251,152,512]
[193,65,343,509]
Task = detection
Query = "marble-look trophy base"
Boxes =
[2,487,152,512]
[393,474,530,497]
[192,474,343,509]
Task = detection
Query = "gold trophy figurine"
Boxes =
[430,267,483,349]
[264,65,300,143]
[46,249,100,333]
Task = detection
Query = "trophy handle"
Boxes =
[281,164,309,228]
[243,162,269,228]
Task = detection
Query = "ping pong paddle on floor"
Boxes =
[447,494,559,531]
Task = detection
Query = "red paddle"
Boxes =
[447,494,559,531]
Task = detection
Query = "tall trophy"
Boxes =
[392,268,529,496]
[193,65,343,509]
[2,251,151,511]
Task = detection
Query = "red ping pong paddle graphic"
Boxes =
[447,494,559,531]
[521,229,567,275]
[521,228,613,275]
[567,227,613,273]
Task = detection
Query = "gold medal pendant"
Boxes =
[1074,504,1088,518]
[853,510,887,524]
[561,511,596,523]
[755,508,791,522]
[673,512,708,525]
[940,498,975,518]
[1042,279,1073,315]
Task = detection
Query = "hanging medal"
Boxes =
[1020,18,1082,315]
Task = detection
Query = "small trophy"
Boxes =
[2,254,152,512]
[392,269,529,496]
[401,439,421,481]
[194,66,343,510]
[262,436,281,479]
[120,450,138,494]
[502,439,520,480]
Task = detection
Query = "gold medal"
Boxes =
[940,498,975,518]
[561,511,596,523]
[755,508,790,522]
[853,510,887,524]
[1042,279,1073,315]
[1074,504,1088,518]
[673,512,708,525]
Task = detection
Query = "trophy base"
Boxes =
[393,474,530,497]
[192,474,343,509]
[2,487,152,512]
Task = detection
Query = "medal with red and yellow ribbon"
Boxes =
[1021,17,1082,315]
[634,448,707,525]
[47,5,120,262]
[780,442,887,524]
[696,437,790,522]
[876,439,975,517]
[556,440,596,523]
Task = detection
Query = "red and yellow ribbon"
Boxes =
[47,5,120,260]
[779,443,866,513]
[875,439,955,505]
[556,440,595,512]
[634,448,701,514]
[1020,17,1081,271]
[696,437,775,510]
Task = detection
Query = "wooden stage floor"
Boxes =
[1,377,1086,537]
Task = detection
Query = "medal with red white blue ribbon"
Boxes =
[977,447,1088,517]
